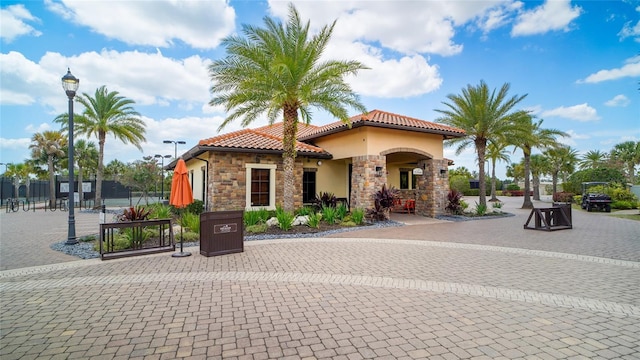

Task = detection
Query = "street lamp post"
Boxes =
[0,162,9,207]
[163,140,186,159]
[62,68,80,245]
[154,154,171,201]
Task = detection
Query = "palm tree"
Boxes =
[75,139,98,204]
[579,150,607,170]
[509,116,567,209]
[486,141,510,201]
[610,141,640,184]
[435,81,527,207]
[55,86,145,208]
[104,159,127,182]
[5,163,23,199]
[29,131,67,208]
[209,4,367,212]
[543,145,579,194]
[529,154,549,201]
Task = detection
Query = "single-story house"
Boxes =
[169,109,465,217]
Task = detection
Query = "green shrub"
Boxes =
[242,209,264,226]
[350,208,365,225]
[506,184,520,191]
[612,200,635,210]
[491,201,503,209]
[475,202,487,216]
[307,212,321,228]
[119,227,151,248]
[573,195,582,204]
[181,211,200,234]
[186,200,204,215]
[340,220,357,227]
[335,203,348,221]
[79,235,97,242]
[246,223,268,233]
[322,205,338,224]
[94,235,131,252]
[564,168,625,194]
[275,206,294,231]
[296,206,315,216]
[178,231,200,242]
[449,175,471,193]
[610,186,638,202]
[148,203,172,219]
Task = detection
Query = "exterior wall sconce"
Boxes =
[317,160,322,166]
[375,166,383,177]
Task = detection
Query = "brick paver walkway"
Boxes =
[1,198,638,359]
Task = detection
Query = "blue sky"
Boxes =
[1,0,638,179]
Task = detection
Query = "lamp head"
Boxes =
[61,68,79,97]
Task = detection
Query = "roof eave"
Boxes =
[300,121,465,141]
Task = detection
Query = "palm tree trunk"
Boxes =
[490,159,498,201]
[628,164,635,185]
[476,140,487,207]
[48,155,56,208]
[552,171,559,195]
[522,148,533,209]
[95,133,105,208]
[282,105,299,212]
[532,174,540,201]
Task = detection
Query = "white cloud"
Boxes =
[604,94,630,107]
[618,4,640,42]
[25,123,52,133]
[45,0,235,49]
[578,56,640,83]
[511,0,582,36]
[541,103,600,122]
[269,0,513,56]
[0,4,42,43]
[0,50,211,113]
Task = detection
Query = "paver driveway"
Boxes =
[1,197,638,359]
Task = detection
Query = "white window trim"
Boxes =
[245,163,277,211]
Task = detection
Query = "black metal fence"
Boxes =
[0,176,134,209]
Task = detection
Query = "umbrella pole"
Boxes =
[172,210,191,258]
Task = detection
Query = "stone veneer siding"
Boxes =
[350,155,387,211]
[206,152,304,211]
[415,158,449,217]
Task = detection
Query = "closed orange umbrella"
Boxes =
[170,158,193,209]
[169,158,193,257]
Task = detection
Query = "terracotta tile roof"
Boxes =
[198,129,329,155]
[299,109,466,140]
[253,122,320,139]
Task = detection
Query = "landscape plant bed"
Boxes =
[436,212,514,222]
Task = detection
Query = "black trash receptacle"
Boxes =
[200,210,244,257]
[552,202,572,227]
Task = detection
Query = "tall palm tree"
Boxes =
[610,141,640,184]
[209,4,367,211]
[74,139,98,204]
[543,145,579,194]
[509,116,567,209]
[579,150,607,170]
[529,154,549,201]
[55,86,145,208]
[29,131,67,208]
[5,163,23,199]
[486,141,510,201]
[435,81,527,207]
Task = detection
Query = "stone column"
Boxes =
[423,159,450,217]
[350,155,386,210]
